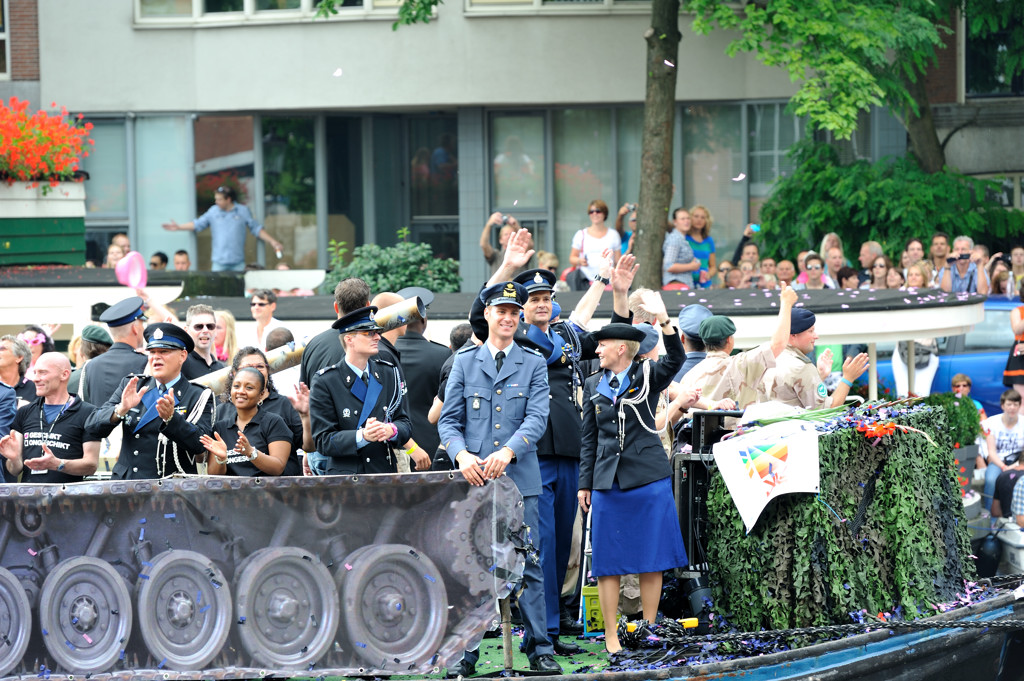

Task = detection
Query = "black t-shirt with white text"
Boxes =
[12,396,100,484]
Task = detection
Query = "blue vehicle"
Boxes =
[873,296,1016,415]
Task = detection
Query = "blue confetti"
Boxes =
[139,527,145,540]
[200,605,210,614]
[164,513,175,519]
[356,642,367,648]
[423,574,436,583]
[158,658,167,669]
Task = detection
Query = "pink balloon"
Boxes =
[115,251,148,289]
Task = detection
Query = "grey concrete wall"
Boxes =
[38,3,798,114]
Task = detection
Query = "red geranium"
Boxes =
[0,97,93,189]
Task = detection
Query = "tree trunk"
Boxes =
[636,0,681,291]
[900,70,946,174]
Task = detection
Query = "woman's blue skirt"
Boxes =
[591,477,688,576]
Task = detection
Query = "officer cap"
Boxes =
[550,301,562,322]
[144,323,194,353]
[514,269,557,295]
[592,323,646,343]
[332,306,384,334]
[699,316,737,344]
[790,307,816,335]
[636,323,660,355]
[99,296,146,327]
[480,281,527,308]
[677,304,713,340]
[81,324,112,345]
[396,286,434,308]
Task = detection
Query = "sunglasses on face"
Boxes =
[192,323,216,331]
[873,263,887,268]
[953,383,969,388]
[588,209,603,215]
[808,264,823,270]
[250,302,270,307]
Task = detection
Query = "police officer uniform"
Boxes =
[87,324,215,480]
[438,281,560,673]
[579,323,688,577]
[80,297,149,406]
[763,308,829,410]
[181,351,225,381]
[309,307,412,475]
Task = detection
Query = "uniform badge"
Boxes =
[153,328,164,340]
[343,408,351,418]
[533,272,544,284]
[817,383,828,398]
[346,375,352,384]
[560,355,566,364]
[595,405,602,414]
[472,398,481,410]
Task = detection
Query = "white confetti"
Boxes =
[731,173,747,182]
[664,60,675,68]
[333,68,343,77]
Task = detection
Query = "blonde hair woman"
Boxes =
[214,309,238,364]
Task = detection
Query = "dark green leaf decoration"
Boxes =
[707,405,975,631]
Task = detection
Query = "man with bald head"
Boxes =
[1,352,101,483]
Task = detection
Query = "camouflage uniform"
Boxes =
[764,345,828,409]
[681,343,776,409]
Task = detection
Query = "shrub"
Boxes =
[322,227,461,294]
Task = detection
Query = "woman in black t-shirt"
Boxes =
[201,367,291,477]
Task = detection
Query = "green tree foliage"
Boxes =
[323,227,461,295]
[756,141,1024,261]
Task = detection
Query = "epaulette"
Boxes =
[374,357,397,368]
[587,368,602,378]
[456,345,477,355]
[316,364,339,376]
[522,346,543,357]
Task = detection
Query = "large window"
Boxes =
[262,117,317,268]
[747,102,804,217]
[965,14,1024,98]
[80,120,130,266]
[553,108,613,265]
[681,104,744,258]
[491,114,546,211]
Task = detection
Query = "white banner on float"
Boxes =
[713,421,821,533]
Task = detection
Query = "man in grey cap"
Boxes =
[674,304,713,381]
[681,285,798,412]
[81,296,149,406]
[68,325,112,395]
[765,306,869,410]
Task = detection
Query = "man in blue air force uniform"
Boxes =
[438,281,562,676]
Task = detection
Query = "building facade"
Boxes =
[3,1,1015,289]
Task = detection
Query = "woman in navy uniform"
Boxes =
[201,367,293,476]
[577,291,692,656]
[309,306,411,475]
[86,323,215,480]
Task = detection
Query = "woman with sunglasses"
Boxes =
[215,347,306,476]
[201,366,292,477]
[569,200,621,288]
[862,255,893,289]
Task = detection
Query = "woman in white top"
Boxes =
[570,200,621,284]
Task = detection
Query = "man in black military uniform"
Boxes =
[394,286,450,462]
[80,296,149,406]
[299,278,372,390]
[2,353,100,483]
[87,323,215,480]
[309,307,412,475]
